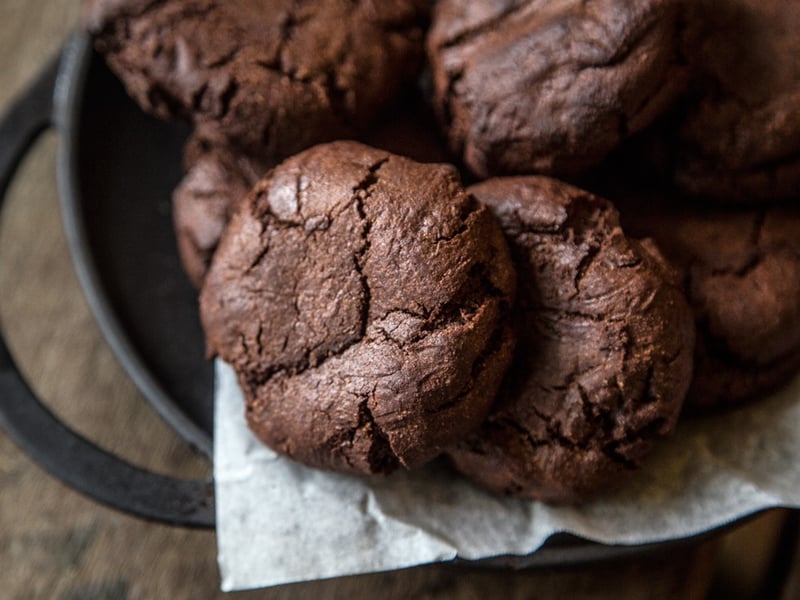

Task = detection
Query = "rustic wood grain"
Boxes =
[0,0,775,598]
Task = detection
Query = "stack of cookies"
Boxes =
[85,0,800,504]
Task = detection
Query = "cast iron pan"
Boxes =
[0,34,214,527]
[0,33,749,566]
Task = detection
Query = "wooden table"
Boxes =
[0,1,794,598]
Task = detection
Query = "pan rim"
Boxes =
[55,32,213,458]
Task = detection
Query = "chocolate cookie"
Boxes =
[200,141,516,475]
[670,0,800,202]
[173,133,270,288]
[448,177,694,503]
[620,201,800,409]
[426,0,689,179]
[85,0,429,162]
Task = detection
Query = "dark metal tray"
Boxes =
[0,33,730,566]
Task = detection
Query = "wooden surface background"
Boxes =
[0,1,796,598]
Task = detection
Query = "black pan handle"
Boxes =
[0,49,214,528]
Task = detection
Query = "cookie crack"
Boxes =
[435,195,483,242]
[245,218,271,272]
[531,404,585,452]
[352,158,389,339]
[576,7,661,72]
[526,368,656,466]
[190,83,209,112]
[382,262,505,350]
[277,2,308,73]
[494,416,548,454]
[602,415,668,471]
[356,397,399,473]
[600,442,639,470]
[248,5,327,88]
[424,320,507,416]
[216,78,240,121]
[205,47,238,69]
[128,0,167,19]
[253,58,317,85]
[435,2,532,51]
[576,382,598,430]
[572,244,601,295]
[572,380,611,445]
[710,252,765,280]
[535,306,618,324]
[145,83,190,121]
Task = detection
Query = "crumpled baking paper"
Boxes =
[213,360,800,591]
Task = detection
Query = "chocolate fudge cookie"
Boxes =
[426,0,689,179]
[670,0,800,202]
[85,0,429,162]
[173,133,270,288]
[200,141,516,475]
[448,177,694,503]
[621,202,800,409]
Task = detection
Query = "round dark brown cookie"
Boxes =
[620,200,800,409]
[669,0,800,202]
[448,177,694,503]
[173,133,271,288]
[200,141,516,475]
[85,0,429,163]
[426,0,689,179]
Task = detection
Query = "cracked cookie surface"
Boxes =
[621,201,800,409]
[448,177,694,503]
[85,0,429,163]
[426,0,689,179]
[199,141,516,475]
[670,0,800,202]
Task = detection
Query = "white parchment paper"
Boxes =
[214,360,800,591]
